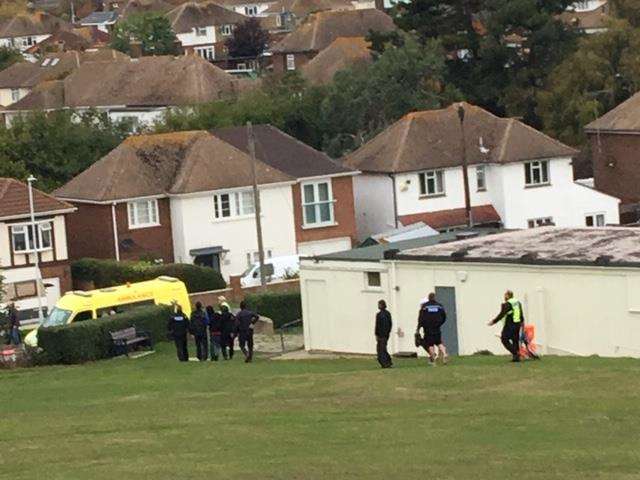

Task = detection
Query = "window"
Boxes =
[11,88,20,102]
[11,222,53,253]
[73,310,93,322]
[127,199,159,228]
[302,181,334,226]
[50,58,59,66]
[21,36,36,47]
[524,160,549,186]
[213,189,256,220]
[221,24,233,36]
[195,26,208,36]
[286,54,295,71]
[476,165,486,191]
[13,281,37,299]
[585,213,606,227]
[365,272,382,289]
[246,249,273,267]
[195,46,214,61]
[276,14,283,27]
[527,217,553,228]
[418,170,445,196]
[42,58,51,66]
[244,5,258,15]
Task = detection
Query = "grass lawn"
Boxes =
[3,344,640,480]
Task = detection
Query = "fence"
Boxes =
[188,276,300,306]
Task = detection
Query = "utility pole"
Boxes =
[457,104,473,228]
[247,122,267,287]
[27,175,45,324]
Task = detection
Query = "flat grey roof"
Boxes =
[394,227,640,267]
[312,228,503,262]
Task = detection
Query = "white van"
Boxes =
[240,255,300,287]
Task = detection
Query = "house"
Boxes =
[0,49,128,107]
[0,12,70,52]
[79,11,120,33]
[301,227,640,357]
[4,55,241,128]
[343,102,620,240]
[560,0,611,34]
[301,36,371,85]
[167,1,248,61]
[104,0,176,17]
[0,178,75,324]
[23,28,112,56]
[270,8,394,73]
[53,127,358,279]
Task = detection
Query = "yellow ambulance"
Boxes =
[24,276,191,347]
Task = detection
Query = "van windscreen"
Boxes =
[42,307,72,327]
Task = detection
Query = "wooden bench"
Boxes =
[110,326,153,357]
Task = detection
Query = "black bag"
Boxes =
[414,332,425,348]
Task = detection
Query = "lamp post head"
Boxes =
[457,104,465,124]
[27,175,36,184]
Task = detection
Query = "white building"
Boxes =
[301,227,640,358]
[54,127,359,280]
[343,102,620,240]
[0,12,69,53]
[0,178,75,325]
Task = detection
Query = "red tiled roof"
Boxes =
[0,178,75,220]
[399,205,501,230]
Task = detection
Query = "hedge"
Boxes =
[245,291,301,329]
[38,305,171,364]
[72,258,226,292]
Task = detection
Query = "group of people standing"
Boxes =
[167,297,259,363]
[374,289,528,368]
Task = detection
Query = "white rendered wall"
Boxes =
[170,184,297,279]
[0,88,30,107]
[298,236,352,257]
[301,258,640,358]
[176,27,216,48]
[352,173,396,240]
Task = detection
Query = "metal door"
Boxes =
[435,286,459,355]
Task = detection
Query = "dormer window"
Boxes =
[196,26,208,36]
[244,5,258,15]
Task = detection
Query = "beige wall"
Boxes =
[301,259,640,357]
[0,87,30,107]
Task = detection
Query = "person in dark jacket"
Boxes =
[189,302,209,361]
[207,305,223,361]
[7,303,21,345]
[220,304,237,360]
[488,290,524,362]
[167,305,190,362]
[375,300,393,368]
[417,293,447,365]
[236,301,259,363]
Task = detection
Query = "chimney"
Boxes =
[129,40,143,58]
[173,39,184,56]
[374,0,385,11]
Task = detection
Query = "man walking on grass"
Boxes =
[168,305,189,362]
[190,302,209,361]
[488,290,524,362]
[375,300,393,369]
[417,293,448,366]
[236,301,259,363]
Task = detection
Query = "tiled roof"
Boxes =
[585,91,640,133]
[301,36,371,85]
[0,177,74,220]
[79,11,120,25]
[0,12,70,38]
[167,1,247,33]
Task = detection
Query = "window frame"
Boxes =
[418,169,445,197]
[476,165,487,191]
[524,160,550,187]
[213,189,257,221]
[195,45,215,61]
[527,217,553,228]
[585,213,606,227]
[127,199,160,229]
[301,180,335,228]
[364,271,382,291]
[195,26,208,36]
[10,88,20,102]
[244,5,258,15]
[10,221,53,253]
[221,24,233,36]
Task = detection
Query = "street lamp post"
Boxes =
[457,105,473,228]
[27,175,45,324]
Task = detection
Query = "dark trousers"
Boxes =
[174,336,188,362]
[222,334,235,360]
[239,330,254,362]
[194,335,208,361]
[501,323,521,359]
[376,336,392,368]
[210,334,223,361]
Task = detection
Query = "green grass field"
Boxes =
[3,344,640,480]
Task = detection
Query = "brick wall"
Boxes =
[41,261,72,294]
[293,175,357,245]
[271,51,315,74]
[189,277,299,307]
[590,132,640,206]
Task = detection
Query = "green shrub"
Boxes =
[245,291,301,329]
[71,258,226,292]
[38,305,171,364]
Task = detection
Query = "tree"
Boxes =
[538,19,640,146]
[611,0,640,27]
[225,18,270,58]
[0,110,134,191]
[0,47,21,72]
[110,12,179,56]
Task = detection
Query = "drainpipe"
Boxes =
[390,259,399,355]
[111,202,120,261]
[390,173,399,228]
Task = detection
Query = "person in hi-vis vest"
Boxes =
[488,290,524,362]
